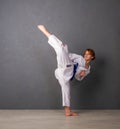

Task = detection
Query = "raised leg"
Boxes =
[38,25,72,67]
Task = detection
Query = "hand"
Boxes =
[79,70,86,77]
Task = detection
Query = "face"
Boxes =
[84,51,94,62]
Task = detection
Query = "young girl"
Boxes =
[38,25,95,116]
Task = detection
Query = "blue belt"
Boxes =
[70,63,78,81]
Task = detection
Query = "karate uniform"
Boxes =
[48,35,90,107]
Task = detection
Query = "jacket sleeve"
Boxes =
[69,53,83,61]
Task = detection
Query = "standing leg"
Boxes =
[57,76,78,116]
[57,78,71,116]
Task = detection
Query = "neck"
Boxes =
[85,60,90,65]
[85,60,91,69]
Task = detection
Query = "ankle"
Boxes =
[64,106,71,113]
[64,106,70,109]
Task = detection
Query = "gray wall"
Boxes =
[0,0,119,109]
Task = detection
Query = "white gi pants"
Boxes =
[48,35,74,107]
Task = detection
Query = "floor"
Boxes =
[0,110,120,129]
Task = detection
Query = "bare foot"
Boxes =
[65,106,71,116]
[65,111,79,117]
[37,25,51,38]
[65,112,72,116]
[70,111,79,116]
[37,25,45,31]
[64,106,79,117]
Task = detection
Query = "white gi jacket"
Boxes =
[69,53,90,81]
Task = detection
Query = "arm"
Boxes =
[79,70,86,77]
[75,68,90,81]
[37,25,52,38]
[69,53,83,61]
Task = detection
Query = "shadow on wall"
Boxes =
[89,57,107,90]
[71,57,107,109]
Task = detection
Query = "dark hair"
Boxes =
[84,48,95,60]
